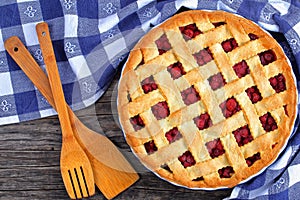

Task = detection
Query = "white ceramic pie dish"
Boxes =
[116,10,299,190]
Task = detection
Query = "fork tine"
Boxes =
[68,169,83,199]
[68,170,78,199]
[80,166,90,197]
[74,168,84,198]
[70,167,91,199]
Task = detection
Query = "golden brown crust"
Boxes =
[117,10,297,189]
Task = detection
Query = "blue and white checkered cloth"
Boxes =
[0,0,300,199]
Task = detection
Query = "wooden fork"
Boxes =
[35,22,95,199]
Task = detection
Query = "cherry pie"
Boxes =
[117,10,297,188]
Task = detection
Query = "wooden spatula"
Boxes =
[4,28,139,199]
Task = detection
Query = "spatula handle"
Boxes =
[36,22,73,139]
[4,36,56,109]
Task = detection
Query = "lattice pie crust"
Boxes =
[117,10,297,188]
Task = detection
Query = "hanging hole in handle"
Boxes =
[14,47,18,52]
[42,31,46,36]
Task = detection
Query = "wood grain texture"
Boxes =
[0,72,232,199]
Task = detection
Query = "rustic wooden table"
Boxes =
[0,71,232,199]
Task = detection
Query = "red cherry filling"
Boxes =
[219,97,241,118]
[181,86,200,105]
[193,48,213,66]
[248,33,258,40]
[232,125,253,146]
[179,23,202,40]
[233,60,250,78]
[246,86,262,103]
[167,62,186,79]
[208,72,226,90]
[259,50,277,66]
[178,151,196,168]
[193,113,212,130]
[151,101,170,120]
[130,115,145,131]
[222,38,238,53]
[141,76,158,94]
[218,166,234,178]
[155,34,171,55]
[144,140,158,154]
[165,127,182,143]
[269,73,286,93]
[246,152,261,167]
[272,142,278,149]
[284,105,289,116]
[206,138,225,158]
[213,22,226,27]
[259,112,278,132]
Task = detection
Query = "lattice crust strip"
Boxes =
[117,10,297,188]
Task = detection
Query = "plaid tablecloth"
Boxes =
[0,0,300,199]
